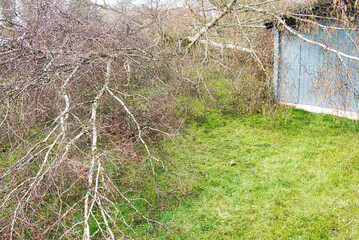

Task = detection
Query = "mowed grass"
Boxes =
[164,108,359,239]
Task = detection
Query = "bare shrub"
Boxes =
[0,0,186,239]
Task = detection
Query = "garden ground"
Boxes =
[159,108,359,239]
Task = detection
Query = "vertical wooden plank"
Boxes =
[298,27,325,107]
[278,31,301,104]
[273,28,281,100]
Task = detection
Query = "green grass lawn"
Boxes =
[162,108,359,239]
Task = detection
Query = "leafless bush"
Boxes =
[0,0,186,239]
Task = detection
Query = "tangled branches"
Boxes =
[0,0,183,239]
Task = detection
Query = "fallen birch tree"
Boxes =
[0,0,184,239]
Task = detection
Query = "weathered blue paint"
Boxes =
[274,24,359,114]
[273,29,280,100]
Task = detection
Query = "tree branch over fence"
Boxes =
[274,16,359,62]
[233,2,359,62]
